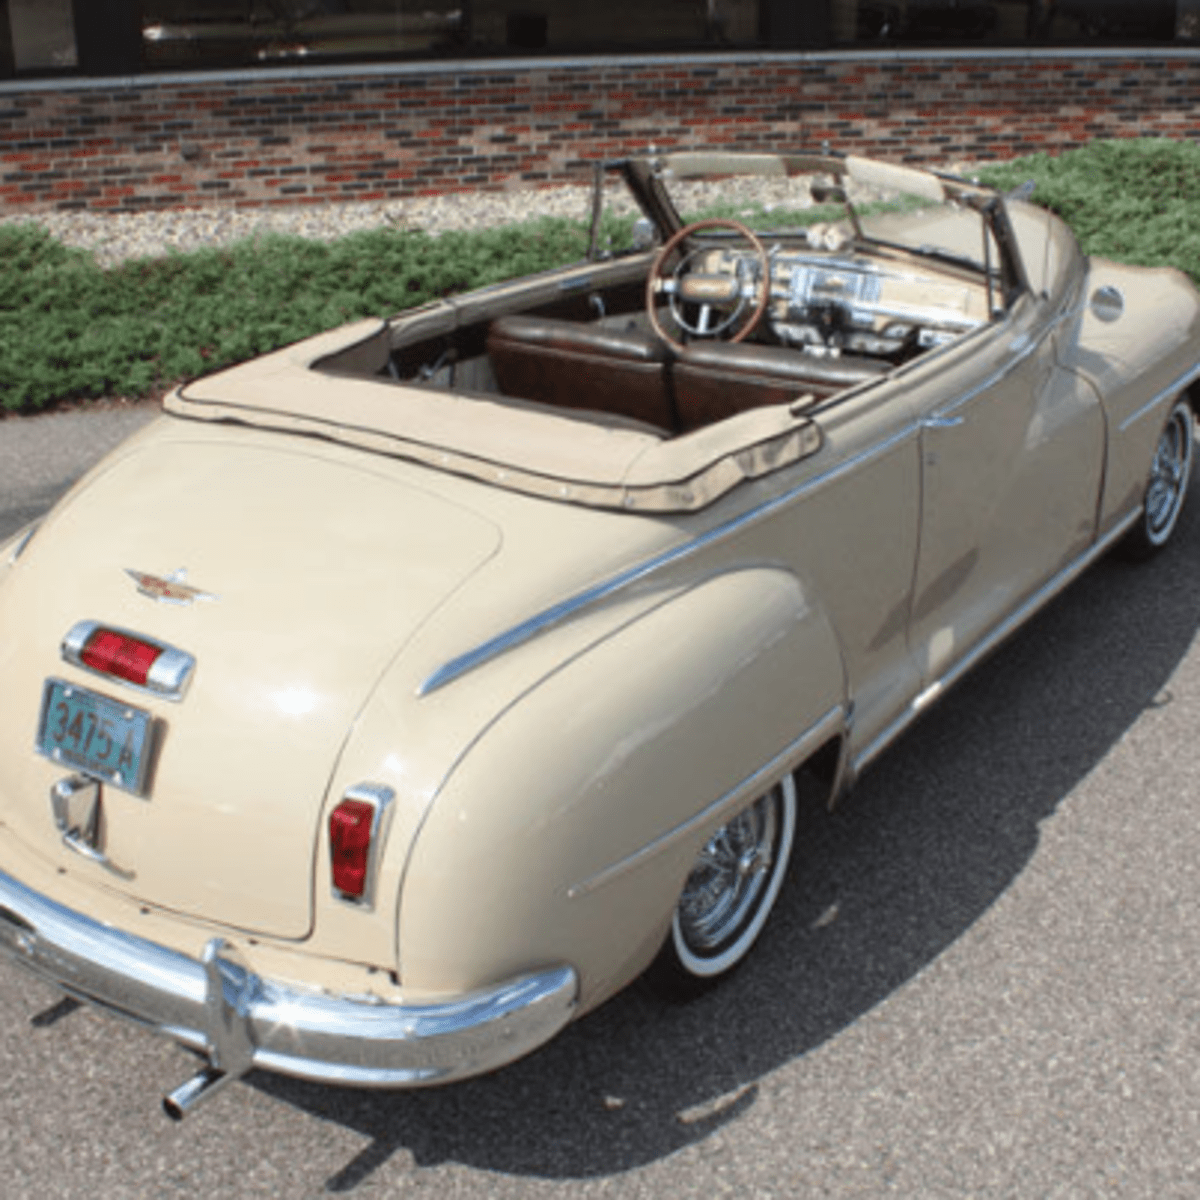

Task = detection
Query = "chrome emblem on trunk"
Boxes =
[125,568,217,605]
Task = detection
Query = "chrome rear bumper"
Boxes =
[0,866,578,1091]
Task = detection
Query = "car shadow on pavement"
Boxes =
[251,503,1200,1190]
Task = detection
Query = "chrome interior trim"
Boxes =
[569,704,845,899]
[852,509,1141,776]
[767,249,981,337]
[0,865,579,1089]
[1118,363,1200,434]
[330,783,395,911]
[860,300,978,333]
[419,424,920,696]
[61,619,196,702]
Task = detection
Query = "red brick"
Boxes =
[0,53,1193,213]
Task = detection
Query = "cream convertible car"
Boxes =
[1,152,1197,1118]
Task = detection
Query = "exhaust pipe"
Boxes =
[163,1065,231,1121]
[163,938,259,1119]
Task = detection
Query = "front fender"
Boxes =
[1064,259,1200,529]
[398,567,847,1012]
[1067,260,1200,412]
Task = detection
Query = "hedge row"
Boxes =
[1,139,1197,413]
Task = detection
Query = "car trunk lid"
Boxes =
[0,434,500,938]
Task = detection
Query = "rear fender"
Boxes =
[0,522,38,579]
[398,566,847,1011]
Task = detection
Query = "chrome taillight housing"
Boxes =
[61,620,195,701]
[329,784,394,908]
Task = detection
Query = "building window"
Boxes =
[0,0,1196,81]
[831,0,1184,45]
[468,1,762,51]
[138,1,763,67]
[140,2,468,68]
[6,0,78,71]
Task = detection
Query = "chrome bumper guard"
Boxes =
[0,867,578,1097]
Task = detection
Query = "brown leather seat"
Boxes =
[673,341,890,432]
[488,315,677,433]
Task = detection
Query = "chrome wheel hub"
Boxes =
[677,792,779,954]
[1146,409,1192,541]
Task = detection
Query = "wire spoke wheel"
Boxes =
[1146,410,1189,540]
[1120,398,1194,560]
[647,774,796,996]
[677,797,779,954]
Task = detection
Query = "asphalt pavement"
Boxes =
[0,404,159,542]
[1,405,1199,1197]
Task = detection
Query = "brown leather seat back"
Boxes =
[674,341,890,432]
[488,315,676,433]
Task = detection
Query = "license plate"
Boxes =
[36,678,155,796]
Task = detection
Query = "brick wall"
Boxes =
[1,51,1198,213]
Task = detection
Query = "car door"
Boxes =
[909,283,1106,689]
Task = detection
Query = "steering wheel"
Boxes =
[646,218,770,352]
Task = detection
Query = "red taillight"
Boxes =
[80,628,163,688]
[330,799,376,898]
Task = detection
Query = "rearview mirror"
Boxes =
[631,218,657,251]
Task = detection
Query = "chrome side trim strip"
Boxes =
[419,425,920,696]
[0,866,579,1089]
[61,620,196,702]
[852,509,1140,776]
[6,523,38,565]
[1117,362,1200,434]
[930,325,1043,421]
[568,704,845,899]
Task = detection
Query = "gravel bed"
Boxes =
[0,185,639,269]
[0,163,981,269]
[0,175,878,269]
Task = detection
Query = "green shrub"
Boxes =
[0,215,602,412]
[976,138,1200,281]
[2,140,1199,413]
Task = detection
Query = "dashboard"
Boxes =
[696,244,992,359]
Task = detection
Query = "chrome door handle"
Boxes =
[923,415,965,429]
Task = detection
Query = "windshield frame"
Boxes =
[611,150,1030,311]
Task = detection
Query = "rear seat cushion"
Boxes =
[674,341,889,431]
[488,315,677,432]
